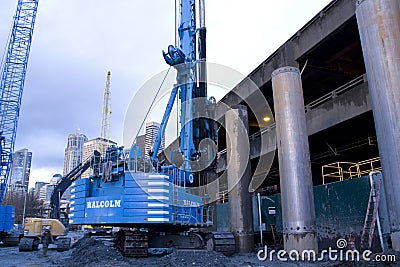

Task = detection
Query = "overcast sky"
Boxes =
[0,0,332,188]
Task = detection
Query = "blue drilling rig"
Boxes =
[0,0,39,245]
[69,0,234,256]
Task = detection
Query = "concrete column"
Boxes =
[225,105,254,253]
[356,0,400,250]
[272,67,317,253]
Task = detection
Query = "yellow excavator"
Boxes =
[18,152,101,252]
[19,218,71,252]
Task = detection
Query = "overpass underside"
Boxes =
[216,0,379,191]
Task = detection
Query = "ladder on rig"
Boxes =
[360,178,382,250]
[171,168,180,223]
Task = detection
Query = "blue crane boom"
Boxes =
[0,0,39,203]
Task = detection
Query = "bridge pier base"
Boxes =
[272,67,318,253]
[225,105,254,253]
[356,0,400,250]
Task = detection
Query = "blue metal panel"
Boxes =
[0,207,5,226]
[122,200,168,209]
[71,183,90,194]
[176,206,202,225]
[127,176,170,183]
[91,187,123,196]
[5,205,14,214]
[70,204,85,212]
[72,178,90,186]
[123,180,141,188]
[72,194,87,201]
[84,196,123,214]
[70,197,86,205]
[69,211,85,218]
[124,188,152,195]
[123,208,170,217]
[0,206,14,232]
[70,171,205,226]
[123,195,157,202]
[72,191,87,198]
[0,0,39,203]
[4,220,13,229]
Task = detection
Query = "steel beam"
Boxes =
[272,67,317,253]
[356,0,400,250]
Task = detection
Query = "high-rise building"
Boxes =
[34,181,48,199]
[39,174,61,201]
[135,134,146,156]
[63,133,88,175]
[9,148,32,191]
[63,133,87,200]
[39,185,47,201]
[82,137,117,178]
[145,122,165,158]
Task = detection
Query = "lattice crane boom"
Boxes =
[99,71,112,155]
[0,0,39,203]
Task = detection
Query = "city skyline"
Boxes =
[27,125,157,189]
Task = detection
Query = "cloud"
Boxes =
[29,167,61,188]
[0,0,332,188]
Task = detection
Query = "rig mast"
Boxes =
[151,0,216,179]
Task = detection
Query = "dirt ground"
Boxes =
[1,235,400,267]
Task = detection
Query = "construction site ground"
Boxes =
[1,234,399,267]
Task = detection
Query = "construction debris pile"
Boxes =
[61,238,230,267]
[61,238,127,267]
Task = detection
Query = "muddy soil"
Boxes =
[0,244,72,267]
[60,238,293,267]
[1,236,400,267]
